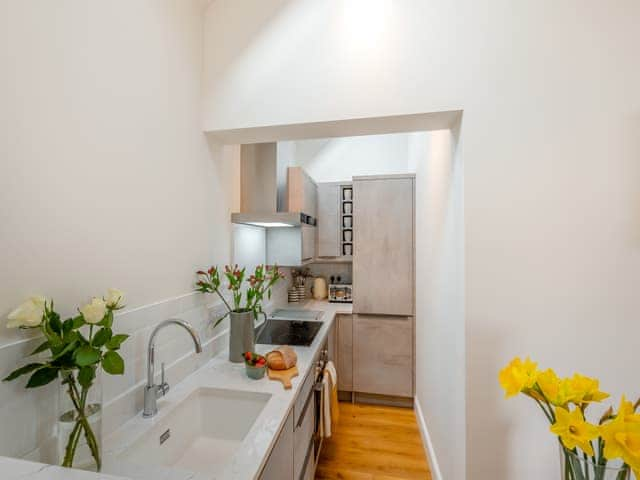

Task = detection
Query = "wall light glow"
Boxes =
[342,0,391,47]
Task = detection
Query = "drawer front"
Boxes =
[259,409,294,480]
[294,369,315,426]
[293,391,315,480]
[353,314,413,397]
[300,438,316,480]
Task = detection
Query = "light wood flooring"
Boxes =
[315,402,432,480]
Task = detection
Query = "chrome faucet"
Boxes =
[143,319,203,418]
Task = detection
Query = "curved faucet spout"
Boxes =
[143,318,203,418]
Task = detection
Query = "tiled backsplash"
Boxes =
[0,271,290,464]
[307,263,353,284]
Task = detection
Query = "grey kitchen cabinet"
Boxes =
[293,377,315,480]
[301,224,315,261]
[337,314,353,391]
[266,224,316,266]
[317,183,341,257]
[353,314,414,398]
[259,409,294,480]
[287,167,317,218]
[352,175,415,316]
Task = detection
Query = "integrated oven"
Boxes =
[298,344,328,479]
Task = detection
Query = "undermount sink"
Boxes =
[119,388,271,476]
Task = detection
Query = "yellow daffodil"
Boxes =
[550,407,599,456]
[536,369,576,407]
[499,357,538,398]
[615,395,640,423]
[600,400,640,476]
[569,373,610,405]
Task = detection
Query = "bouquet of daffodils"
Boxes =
[500,357,639,480]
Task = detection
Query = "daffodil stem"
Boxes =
[534,398,554,424]
[582,451,590,480]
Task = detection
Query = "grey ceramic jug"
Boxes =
[228,310,267,362]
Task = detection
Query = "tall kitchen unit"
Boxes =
[351,174,415,401]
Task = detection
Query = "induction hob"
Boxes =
[255,310,323,346]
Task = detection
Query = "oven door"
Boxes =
[313,375,324,463]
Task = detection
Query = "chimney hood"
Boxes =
[231,143,317,228]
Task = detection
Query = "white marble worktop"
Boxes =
[0,300,352,480]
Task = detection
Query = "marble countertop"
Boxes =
[0,300,352,480]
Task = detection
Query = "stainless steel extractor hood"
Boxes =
[230,143,316,228]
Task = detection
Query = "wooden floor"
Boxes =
[315,402,432,480]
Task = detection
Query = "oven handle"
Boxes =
[297,360,325,429]
[297,378,321,429]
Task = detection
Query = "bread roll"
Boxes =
[266,346,298,370]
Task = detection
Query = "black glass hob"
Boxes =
[256,319,323,346]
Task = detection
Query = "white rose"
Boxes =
[7,296,47,328]
[104,288,124,308]
[80,298,107,325]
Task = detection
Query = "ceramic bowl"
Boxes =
[245,363,266,380]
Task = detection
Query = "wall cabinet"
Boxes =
[353,314,414,398]
[301,224,315,261]
[287,167,317,218]
[317,184,341,257]
[352,175,414,316]
[266,225,316,266]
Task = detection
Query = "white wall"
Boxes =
[0,0,239,462]
[1,0,236,329]
[411,130,465,480]
[285,133,412,183]
[203,2,640,479]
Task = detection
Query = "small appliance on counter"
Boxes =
[328,284,352,303]
[312,277,328,300]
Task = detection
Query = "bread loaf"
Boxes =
[266,346,298,370]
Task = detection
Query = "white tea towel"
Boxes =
[321,361,339,437]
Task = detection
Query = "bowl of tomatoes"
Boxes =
[244,352,267,379]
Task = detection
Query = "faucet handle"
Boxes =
[158,362,170,397]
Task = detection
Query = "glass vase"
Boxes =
[560,446,630,480]
[57,368,102,471]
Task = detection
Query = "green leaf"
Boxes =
[26,367,58,388]
[102,351,124,375]
[64,330,79,344]
[2,363,44,382]
[51,340,78,361]
[75,346,101,367]
[62,318,74,335]
[101,310,113,328]
[105,334,129,351]
[77,366,95,389]
[49,312,62,334]
[72,315,85,329]
[92,328,112,347]
[29,341,50,357]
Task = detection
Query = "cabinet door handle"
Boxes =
[298,436,315,480]
[297,386,315,429]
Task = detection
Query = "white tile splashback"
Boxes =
[0,273,289,465]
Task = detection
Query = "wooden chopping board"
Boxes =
[268,366,299,389]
